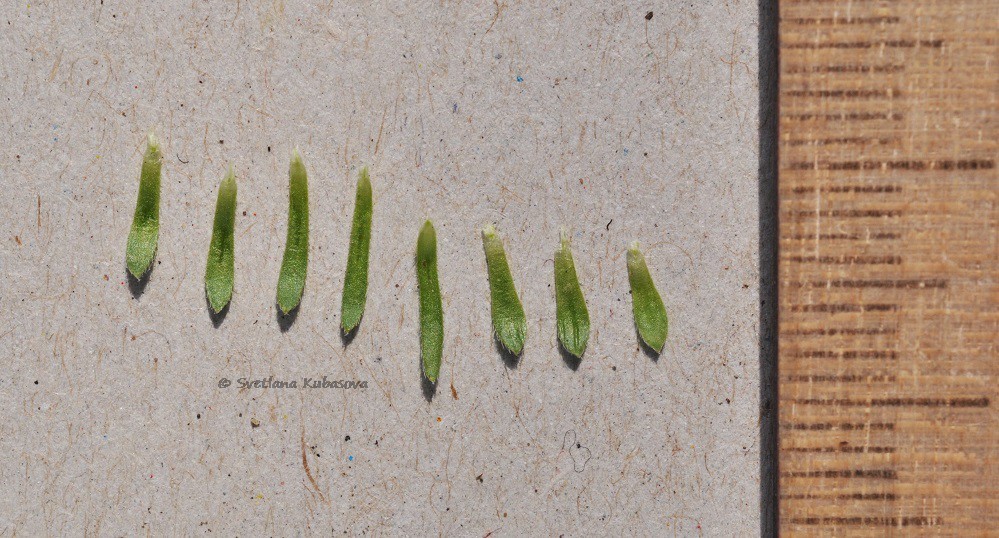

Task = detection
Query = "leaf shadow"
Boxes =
[127,265,152,299]
[558,342,582,371]
[495,338,521,369]
[207,294,230,328]
[340,325,358,347]
[420,361,438,403]
[276,302,300,332]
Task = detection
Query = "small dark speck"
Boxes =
[606,219,613,231]
[218,140,224,144]
[611,366,617,371]
[242,211,247,216]
[267,146,271,152]
[345,435,351,441]
[34,380,39,385]
[576,443,581,449]
[476,474,484,483]
[196,414,201,419]
[645,11,653,20]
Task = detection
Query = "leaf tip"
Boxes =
[420,219,435,238]
[559,228,573,250]
[126,262,144,280]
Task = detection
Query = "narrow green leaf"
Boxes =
[554,230,590,359]
[276,149,309,314]
[627,241,669,352]
[340,167,373,333]
[416,220,443,383]
[204,165,237,314]
[125,133,162,279]
[482,225,527,355]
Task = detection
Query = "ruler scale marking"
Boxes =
[778,0,997,534]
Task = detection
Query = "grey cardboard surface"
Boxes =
[0,1,760,534]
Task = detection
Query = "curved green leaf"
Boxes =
[482,225,527,355]
[340,167,373,333]
[627,242,668,352]
[276,150,309,314]
[204,165,237,314]
[416,220,443,382]
[554,230,590,358]
[125,133,162,279]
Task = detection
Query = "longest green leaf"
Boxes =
[340,167,373,333]
[482,225,527,355]
[627,242,668,352]
[204,165,237,313]
[554,230,590,359]
[416,220,443,383]
[125,133,162,279]
[277,150,309,314]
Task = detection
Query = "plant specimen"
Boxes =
[204,165,237,313]
[627,242,668,353]
[554,230,590,359]
[125,133,163,279]
[416,220,443,382]
[277,149,309,314]
[340,167,373,333]
[482,225,527,355]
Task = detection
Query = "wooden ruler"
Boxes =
[778,0,997,534]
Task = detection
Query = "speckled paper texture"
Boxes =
[0,1,760,534]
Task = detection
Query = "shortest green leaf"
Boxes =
[276,149,309,314]
[482,225,527,355]
[554,230,590,359]
[125,133,163,279]
[205,165,237,314]
[627,241,669,353]
[340,167,373,333]
[416,220,443,383]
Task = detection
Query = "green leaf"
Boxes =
[482,224,527,355]
[276,149,309,314]
[125,133,162,279]
[627,241,668,353]
[340,167,373,333]
[554,230,590,359]
[204,165,237,314]
[416,220,443,383]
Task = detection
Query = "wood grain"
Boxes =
[779,1,997,535]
